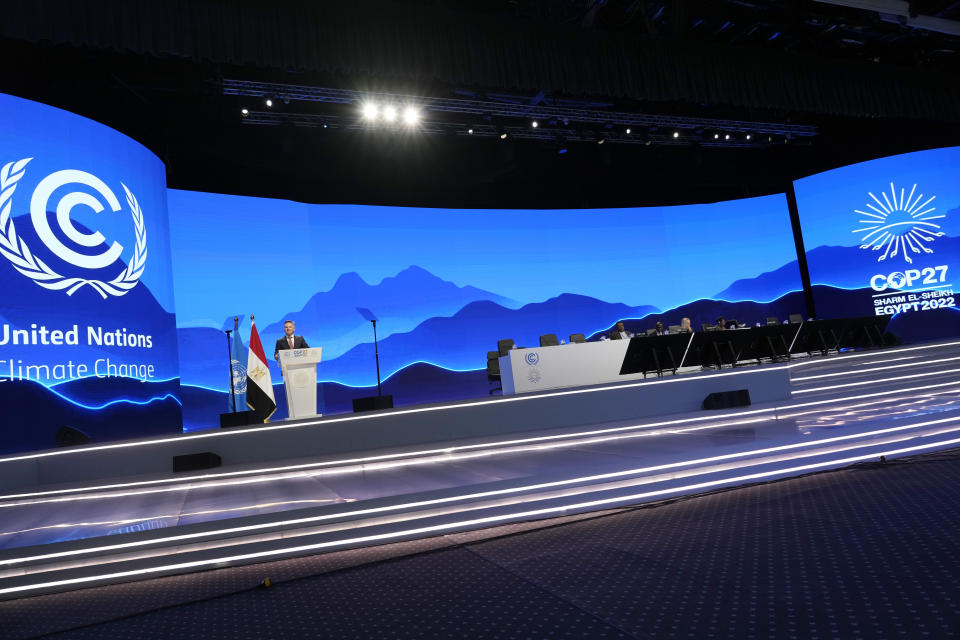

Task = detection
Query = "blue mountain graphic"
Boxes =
[224,265,518,360]
[317,293,659,387]
[716,235,960,300]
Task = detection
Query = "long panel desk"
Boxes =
[499,335,694,394]
[500,318,891,395]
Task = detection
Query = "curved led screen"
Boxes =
[169,191,803,426]
[794,146,960,339]
[0,94,180,454]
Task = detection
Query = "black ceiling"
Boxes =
[1,0,958,209]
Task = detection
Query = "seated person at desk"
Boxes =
[652,321,668,336]
[679,317,693,333]
[614,321,633,339]
[715,316,727,331]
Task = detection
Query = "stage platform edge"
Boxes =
[0,364,791,492]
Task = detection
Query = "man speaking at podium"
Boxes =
[274,320,309,362]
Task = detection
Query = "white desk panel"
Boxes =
[500,339,654,394]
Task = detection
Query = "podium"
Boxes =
[278,347,323,419]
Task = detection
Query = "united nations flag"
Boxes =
[230,316,247,411]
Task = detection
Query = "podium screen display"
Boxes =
[793,146,960,339]
[0,94,181,454]
[169,190,802,425]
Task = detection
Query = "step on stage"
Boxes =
[1,340,959,599]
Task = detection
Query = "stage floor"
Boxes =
[2,340,960,598]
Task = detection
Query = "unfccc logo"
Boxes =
[854,182,949,292]
[0,158,146,297]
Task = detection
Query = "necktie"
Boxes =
[288,337,294,349]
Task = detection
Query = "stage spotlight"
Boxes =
[241,108,249,117]
[382,105,397,123]
[468,128,474,134]
[403,106,419,125]
[768,135,773,142]
[644,140,653,146]
[500,133,508,139]
[532,120,539,128]
[713,133,719,139]
[597,138,605,145]
[746,133,752,140]
[672,131,680,138]
[626,128,631,134]
[362,103,378,120]
[724,133,731,140]
[265,98,273,108]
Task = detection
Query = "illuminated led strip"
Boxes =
[791,355,960,381]
[786,339,960,367]
[3,411,959,568]
[4,378,960,504]
[3,432,959,597]
[792,369,960,394]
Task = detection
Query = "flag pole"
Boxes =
[225,324,237,413]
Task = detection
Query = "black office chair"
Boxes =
[609,330,622,340]
[701,323,715,332]
[569,333,586,344]
[766,316,779,326]
[497,338,515,357]
[645,328,657,336]
[788,314,803,324]
[668,325,681,334]
[539,333,560,347]
[727,318,738,328]
[486,350,501,395]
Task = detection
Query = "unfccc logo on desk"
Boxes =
[854,182,954,314]
[0,158,147,298]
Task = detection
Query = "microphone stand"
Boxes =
[371,319,382,398]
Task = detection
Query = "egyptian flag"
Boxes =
[246,317,276,422]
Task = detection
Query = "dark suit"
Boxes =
[275,335,309,360]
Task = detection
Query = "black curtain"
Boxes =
[4,0,959,122]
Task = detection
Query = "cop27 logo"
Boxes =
[854,182,943,264]
[0,158,146,298]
